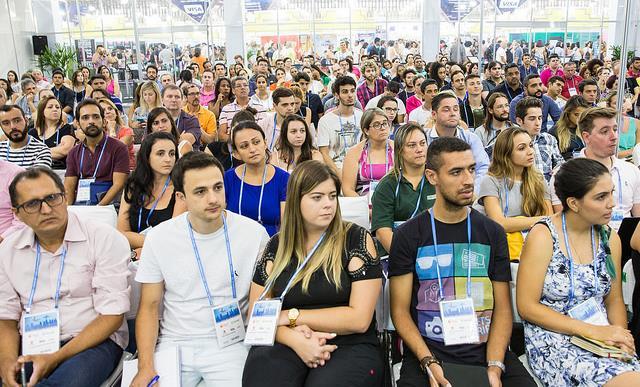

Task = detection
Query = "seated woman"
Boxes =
[549,95,591,160]
[98,65,121,98]
[146,107,192,157]
[129,81,162,132]
[517,158,640,386]
[249,73,273,112]
[377,96,402,139]
[117,131,186,260]
[28,96,75,169]
[99,98,135,170]
[474,127,552,259]
[342,108,394,199]
[605,92,640,160]
[371,123,436,254]
[270,67,291,91]
[272,114,323,173]
[242,160,383,387]
[290,85,313,128]
[224,120,289,236]
[70,69,92,110]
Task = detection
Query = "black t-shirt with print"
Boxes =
[389,208,510,365]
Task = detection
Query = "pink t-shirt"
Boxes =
[405,95,422,116]
[116,126,135,170]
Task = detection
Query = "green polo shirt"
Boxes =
[371,172,436,253]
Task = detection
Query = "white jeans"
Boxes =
[157,337,248,387]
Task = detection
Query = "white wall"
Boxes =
[1,0,38,75]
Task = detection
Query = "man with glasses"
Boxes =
[0,105,51,168]
[162,85,202,149]
[218,77,266,142]
[366,81,406,122]
[559,61,583,100]
[183,84,217,146]
[0,167,130,386]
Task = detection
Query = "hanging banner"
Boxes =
[441,0,479,22]
[496,0,527,13]
[171,0,211,23]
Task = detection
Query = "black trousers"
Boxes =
[396,346,537,387]
[242,342,384,387]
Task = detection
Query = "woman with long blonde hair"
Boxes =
[243,160,383,387]
[475,127,552,233]
[549,95,591,160]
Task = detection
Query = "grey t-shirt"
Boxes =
[473,175,550,217]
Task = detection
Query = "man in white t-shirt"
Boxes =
[408,79,438,127]
[317,76,363,173]
[258,87,296,151]
[549,107,640,231]
[495,40,507,64]
[131,152,270,387]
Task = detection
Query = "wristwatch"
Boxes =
[487,360,506,373]
[288,308,300,328]
[419,355,442,374]
[130,250,138,262]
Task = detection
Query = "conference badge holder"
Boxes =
[568,298,609,326]
[244,299,282,346]
[22,309,60,355]
[76,178,95,203]
[213,300,246,348]
[439,298,480,346]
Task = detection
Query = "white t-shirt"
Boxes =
[496,47,507,64]
[258,111,280,151]
[136,211,270,339]
[365,95,407,115]
[549,152,640,229]
[407,106,431,126]
[316,109,363,166]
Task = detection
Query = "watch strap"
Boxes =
[487,360,506,373]
[419,355,442,374]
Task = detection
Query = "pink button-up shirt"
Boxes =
[0,160,25,240]
[0,212,131,349]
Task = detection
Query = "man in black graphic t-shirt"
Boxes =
[389,137,535,387]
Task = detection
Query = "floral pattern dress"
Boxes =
[524,218,640,386]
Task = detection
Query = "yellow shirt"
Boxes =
[183,105,217,136]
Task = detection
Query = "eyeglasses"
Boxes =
[187,92,200,97]
[383,107,399,113]
[15,192,65,214]
[369,120,390,130]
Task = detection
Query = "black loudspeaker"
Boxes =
[32,35,48,55]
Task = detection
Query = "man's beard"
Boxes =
[494,113,509,122]
[83,124,103,138]
[6,129,27,143]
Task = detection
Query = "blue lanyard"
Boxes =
[561,213,598,306]
[395,171,426,219]
[238,163,268,224]
[79,136,109,180]
[429,208,472,299]
[26,242,68,314]
[367,140,389,182]
[269,114,278,151]
[503,178,510,215]
[54,125,61,146]
[613,166,623,206]
[505,85,513,100]
[187,213,237,305]
[337,113,357,138]
[5,136,31,166]
[258,232,326,301]
[137,177,171,233]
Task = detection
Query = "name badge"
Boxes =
[213,300,245,348]
[568,298,609,326]
[439,298,479,346]
[76,178,95,203]
[568,87,578,96]
[610,209,625,231]
[572,150,582,159]
[368,181,379,206]
[22,309,60,355]
[244,299,282,346]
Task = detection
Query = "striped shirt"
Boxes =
[218,100,267,131]
[0,136,52,168]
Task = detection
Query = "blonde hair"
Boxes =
[98,98,125,128]
[266,160,350,293]
[555,95,591,152]
[139,81,162,112]
[489,127,547,216]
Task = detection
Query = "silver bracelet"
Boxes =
[487,360,506,373]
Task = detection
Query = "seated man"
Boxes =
[64,99,129,206]
[131,152,269,387]
[0,105,52,168]
[389,137,535,387]
[0,167,130,386]
[89,75,124,113]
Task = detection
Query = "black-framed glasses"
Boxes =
[15,192,65,214]
[370,121,390,130]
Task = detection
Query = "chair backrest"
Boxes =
[68,205,118,228]
[623,259,635,313]
[510,262,522,323]
[338,196,370,230]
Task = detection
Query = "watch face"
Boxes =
[289,308,300,319]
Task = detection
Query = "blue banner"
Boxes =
[441,0,479,22]
[171,0,211,23]
[496,0,527,13]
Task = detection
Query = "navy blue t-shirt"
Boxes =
[224,165,289,236]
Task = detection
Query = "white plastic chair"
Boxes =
[99,351,135,387]
[338,196,370,230]
[623,260,635,313]
[510,262,522,323]
[68,205,118,228]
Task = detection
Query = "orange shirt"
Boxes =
[191,56,207,75]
